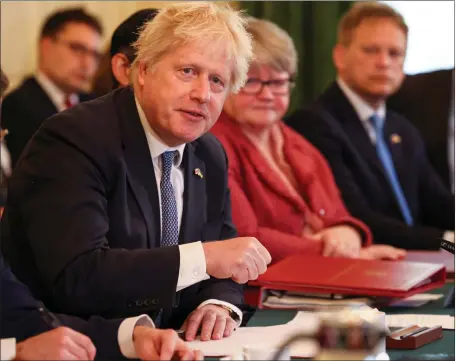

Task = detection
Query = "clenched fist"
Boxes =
[202,237,271,284]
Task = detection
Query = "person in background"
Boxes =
[211,17,406,264]
[287,2,454,250]
[2,2,271,344]
[388,68,455,193]
[91,9,159,96]
[0,69,11,213]
[1,7,103,167]
[1,253,202,361]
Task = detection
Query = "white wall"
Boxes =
[382,0,455,75]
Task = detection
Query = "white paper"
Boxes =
[187,312,319,358]
[386,314,454,330]
[390,294,444,308]
[0,338,16,360]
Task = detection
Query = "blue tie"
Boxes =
[160,151,179,247]
[369,114,414,226]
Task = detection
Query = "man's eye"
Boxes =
[181,68,194,76]
[211,76,223,86]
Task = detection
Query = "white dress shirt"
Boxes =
[0,315,154,360]
[135,98,242,324]
[338,77,455,242]
[35,71,78,112]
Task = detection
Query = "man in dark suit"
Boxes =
[388,68,455,192]
[1,8,103,167]
[1,253,202,360]
[2,2,270,343]
[287,2,454,250]
[110,9,159,89]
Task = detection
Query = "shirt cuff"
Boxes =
[0,338,16,360]
[118,315,154,359]
[198,300,243,328]
[443,231,455,243]
[177,241,210,292]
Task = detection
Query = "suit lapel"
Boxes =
[117,88,160,248]
[180,142,206,243]
[324,83,390,181]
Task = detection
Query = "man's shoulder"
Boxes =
[3,76,42,104]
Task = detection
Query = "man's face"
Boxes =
[40,22,102,93]
[335,18,407,105]
[136,41,233,146]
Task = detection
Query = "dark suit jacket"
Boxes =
[1,76,93,167]
[388,69,454,190]
[1,253,130,360]
[1,87,242,329]
[286,82,455,250]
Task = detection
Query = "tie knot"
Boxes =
[369,113,383,130]
[161,151,177,173]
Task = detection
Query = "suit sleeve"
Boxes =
[192,145,243,309]
[7,117,179,317]
[288,109,445,250]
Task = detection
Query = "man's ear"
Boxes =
[111,53,131,87]
[333,44,346,73]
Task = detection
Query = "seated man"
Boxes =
[1,253,202,361]
[1,8,103,167]
[388,68,455,193]
[2,2,270,343]
[211,17,405,263]
[287,2,454,250]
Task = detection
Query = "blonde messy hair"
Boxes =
[130,2,253,93]
[338,2,408,47]
[246,17,298,77]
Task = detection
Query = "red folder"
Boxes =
[248,255,446,308]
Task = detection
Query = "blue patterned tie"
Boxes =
[160,151,179,247]
[369,114,414,226]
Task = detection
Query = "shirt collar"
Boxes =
[135,96,185,167]
[36,71,78,112]
[337,77,386,124]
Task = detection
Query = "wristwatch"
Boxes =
[217,304,240,322]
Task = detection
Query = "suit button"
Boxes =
[151,299,159,305]
[319,209,326,216]
[135,300,144,307]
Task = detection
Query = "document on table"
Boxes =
[187,312,320,358]
[386,314,455,330]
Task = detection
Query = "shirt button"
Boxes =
[319,209,326,216]
[192,267,199,279]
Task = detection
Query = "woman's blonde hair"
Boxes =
[245,17,298,77]
[130,2,253,93]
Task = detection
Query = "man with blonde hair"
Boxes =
[288,2,454,250]
[3,3,272,347]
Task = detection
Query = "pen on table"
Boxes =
[38,302,63,329]
[399,326,429,339]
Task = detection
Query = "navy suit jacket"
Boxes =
[1,87,242,328]
[388,69,454,190]
[1,253,130,359]
[1,76,93,167]
[286,82,454,250]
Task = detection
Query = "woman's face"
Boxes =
[223,64,292,130]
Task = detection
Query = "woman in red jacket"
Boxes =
[211,17,405,264]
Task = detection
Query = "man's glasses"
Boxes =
[54,39,102,62]
[241,77,296,95]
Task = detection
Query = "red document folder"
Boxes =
[248,255,446,308]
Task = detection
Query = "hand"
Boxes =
[181,304,237,342]
[15,327,96,360]
[202,237,271,284]
[133,326,203,361]
[359,245,406,260]
[314,225,362,258]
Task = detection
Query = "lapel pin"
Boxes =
[194,168,203,179]
[391,134,402,144]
